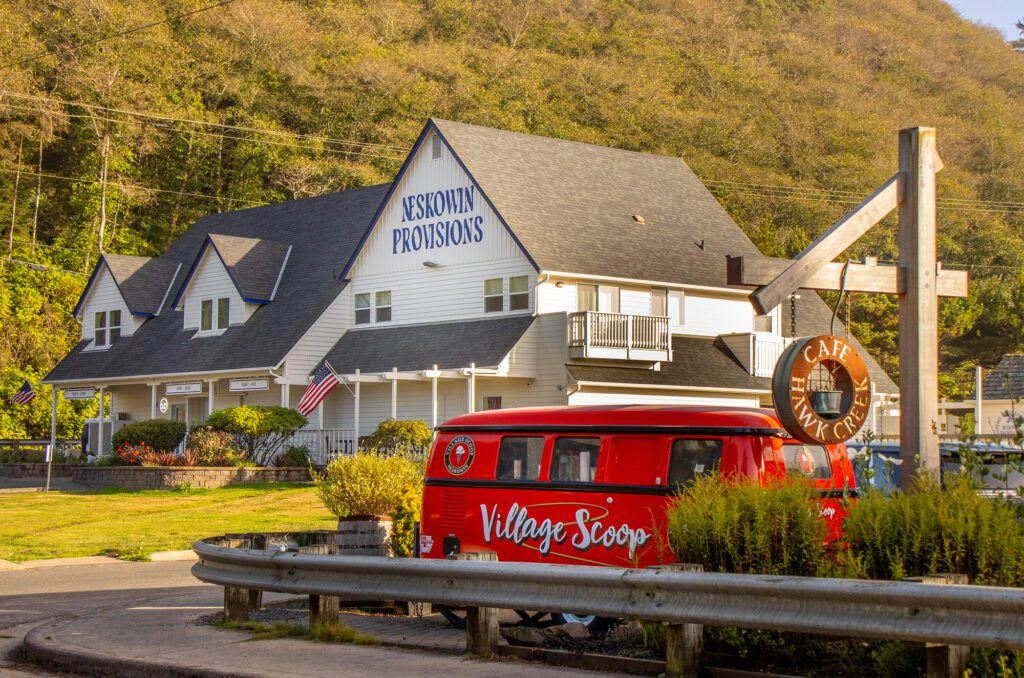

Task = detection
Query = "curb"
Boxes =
[148,550,198,562]
[16,556,122,569]
[22,622,259,678]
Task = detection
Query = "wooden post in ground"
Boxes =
[652,563,704,677]
[907,574,969,677]
[223,586,251,622]
[898,127,941,489]
[309,594,340,627]
[449,551,499,655]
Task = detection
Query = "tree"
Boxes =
[204,406,307,466]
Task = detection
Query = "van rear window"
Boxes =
[551,437,600,482]
[668,439,724,487]
[496,436,544,480]
[782,444,832,480]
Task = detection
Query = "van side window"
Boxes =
[551,437,600,483]
[496,437,544,480]
[668,439,724,487]
[781,444,831,479]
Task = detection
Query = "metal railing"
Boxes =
[288,428,356,465]
[752,334,793,378]
[192,535,1024,657]
[0,439,82,457]
[568,312,670,354]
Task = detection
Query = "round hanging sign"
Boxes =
[158,397,169,414]
[772,335,872,445]
[444,435,475,475]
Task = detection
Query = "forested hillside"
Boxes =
[1,0,1023,435]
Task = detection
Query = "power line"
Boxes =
[0,0,238,71]
[3,256,87,277]
[0,90,409,155]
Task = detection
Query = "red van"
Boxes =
[419,405,855,569]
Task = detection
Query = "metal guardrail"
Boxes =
[192,536,1024,653]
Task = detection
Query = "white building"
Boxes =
[45,119,897,459]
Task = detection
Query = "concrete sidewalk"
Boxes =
[22,588,625,677]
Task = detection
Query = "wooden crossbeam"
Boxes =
[727,256,967,298]
[748,173,902,314]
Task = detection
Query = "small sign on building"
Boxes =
[166,382,203,395]
[229,378,269,392]
[63,388,97,400]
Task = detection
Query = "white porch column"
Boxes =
[47,386,57,492]
[390,367,398,420]
[466,363,476,414]
[207,379,216,416]
[353,369,361,452]
[97,386,106,456]
[280,380,289,408]
[150,383,158,419]
[431,364,438,432]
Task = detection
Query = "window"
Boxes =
[431,133,443,160]
[375,291,392,322]
[355,293,371,324]
[496,436,544,480]
[668,439,724,487]
[652,288,668,317]
[201,300,213,331]
[509,275,529,311]
[483,396,502,411]
[94,311,107,347]
[577,283,598,312]
[754,314,773,333]
[781,444,832,480]
[108,310,121,343]
[217,298,229,330]
[484,278,503,313]
[551,437,601,482]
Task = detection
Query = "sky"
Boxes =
[951,0,1021,39]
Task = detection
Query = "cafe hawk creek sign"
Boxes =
[772,335,872,445]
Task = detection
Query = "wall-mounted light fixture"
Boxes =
[422,261,442,268]
[555,281,565,288]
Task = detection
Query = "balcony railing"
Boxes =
[568,312,671,361]
[288,428,356,465]
[720,332,794,378]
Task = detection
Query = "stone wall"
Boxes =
[0,464,311,489]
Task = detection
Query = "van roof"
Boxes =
[440,404,785,432]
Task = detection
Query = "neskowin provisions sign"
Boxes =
[392,185,483,254]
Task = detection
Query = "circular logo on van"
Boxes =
[772,335,872,445]
[444,436,475,475]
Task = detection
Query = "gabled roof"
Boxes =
[323,315,535,374]
[172,234,291,307]
[46,184,390,384]
[340,119,763,288]
[970,355,1024,400]
[73,254,181,318]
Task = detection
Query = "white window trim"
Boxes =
[354,289,393,324]
[483,278,505,313]
[485,276,532,314]
[195,297,231,336]
[91,309,122,350]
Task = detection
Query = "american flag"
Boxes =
[9,380,36,405]
[296,361,340,416]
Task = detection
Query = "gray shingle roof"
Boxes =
[101,254,180,316]
[206,234,291,303]
[432,119,763,287]
[45,184,390,383]
[971,355,1024,400]
[324,316,535,375]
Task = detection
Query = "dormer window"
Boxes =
[94,310,121,348]
[200,297,230,332]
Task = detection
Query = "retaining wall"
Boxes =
[0,464,311,489]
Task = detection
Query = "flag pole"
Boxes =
[47,386,57,492]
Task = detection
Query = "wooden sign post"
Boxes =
[727,127,967,490]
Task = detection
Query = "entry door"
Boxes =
[171,404,186,423]
[187,397,208,428]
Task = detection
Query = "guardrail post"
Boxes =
[309,594,340,627]
[652,563,704,677]
[908,574,970,678]
[224,586,252,622]
[449,551,499,655]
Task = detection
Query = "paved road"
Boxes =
[0,559,206,676]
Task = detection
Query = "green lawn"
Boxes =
[0,483,336,562]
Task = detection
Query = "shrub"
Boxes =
[312,452,423,519]
[204,406,307,466]
[363,419,433,457]
[141,450,180,467]
[391,484,422,558]
[842,475,1024,586]
[275,445,310,467]
[186,426,236,465]
[114,443,150,466]
[666,474,828,577]
[111,419,186,453]
[179,449,201,467]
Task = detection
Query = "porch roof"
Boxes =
[323,315,535,375]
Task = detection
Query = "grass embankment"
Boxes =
[0,482,335,562]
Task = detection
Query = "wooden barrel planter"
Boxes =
[336,515,392,557]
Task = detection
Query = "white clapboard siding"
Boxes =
[682,293,757,336]
[181,249,249,330]
[505,312,569,405]
[536,278,577,314]
[569,389,761,408]
[283,285,353,383]
[80,265,133,345]
[620,287,652,316]
[108,384,150,421]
